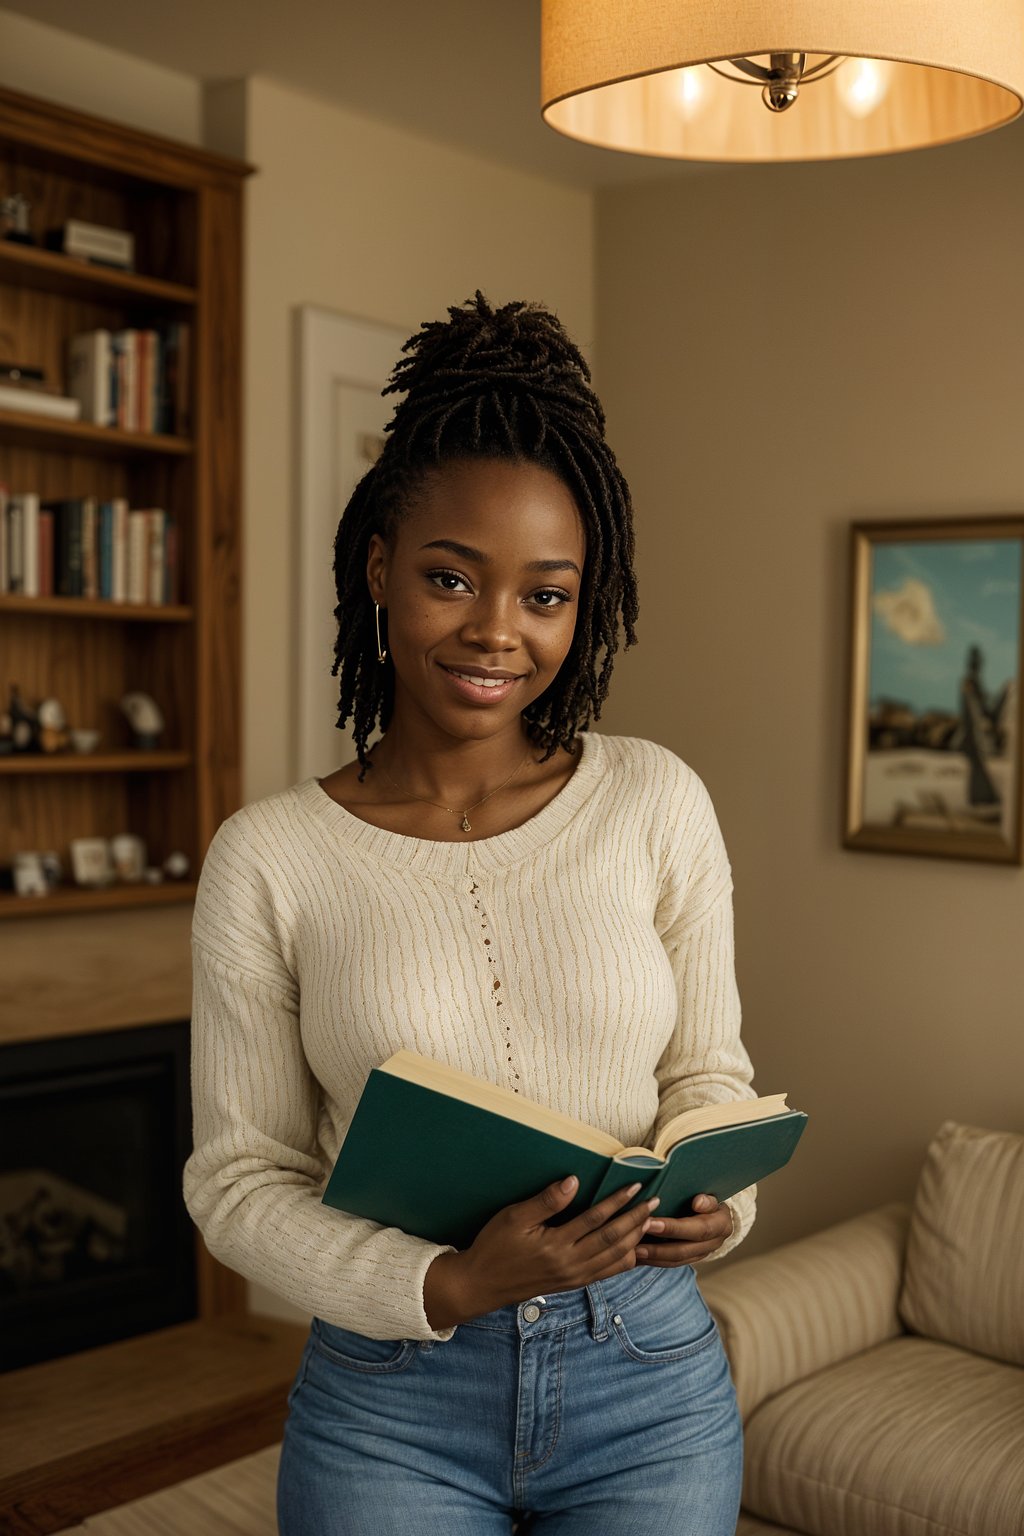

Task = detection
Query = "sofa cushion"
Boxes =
[743,1336,1024,1536]
[899,1120,1024,1366]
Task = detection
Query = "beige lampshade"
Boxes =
[541,0,1024,161]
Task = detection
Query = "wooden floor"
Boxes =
[52,1446,281,1535]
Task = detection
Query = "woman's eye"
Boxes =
[531,588,572,609]
[427,568,472,593]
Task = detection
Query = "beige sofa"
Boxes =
[698,1121,1024,1536]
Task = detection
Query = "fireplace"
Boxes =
[0,1021,198,1373]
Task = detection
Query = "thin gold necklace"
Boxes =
[376,748,533,833]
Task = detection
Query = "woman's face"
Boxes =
[366,457,586,745]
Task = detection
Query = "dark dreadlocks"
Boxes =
[330,292,639,773]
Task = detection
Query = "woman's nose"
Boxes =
[459,594,520,652]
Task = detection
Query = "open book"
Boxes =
[321,1050,807,1250]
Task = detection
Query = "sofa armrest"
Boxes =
[697,1201,910,1421]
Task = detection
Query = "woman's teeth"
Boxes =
[447,670,511,689]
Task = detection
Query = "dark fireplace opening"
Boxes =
[0,1021,198,1373]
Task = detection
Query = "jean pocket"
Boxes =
[611,1269,720,1365]
[311,1317,419,1374]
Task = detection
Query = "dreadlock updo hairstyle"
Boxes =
[331,291,639,774]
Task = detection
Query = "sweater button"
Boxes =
[523,1303,541,1322]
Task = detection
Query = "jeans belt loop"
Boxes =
[585,1280,610,1341]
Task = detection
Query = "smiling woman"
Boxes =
[183,292,756,1536]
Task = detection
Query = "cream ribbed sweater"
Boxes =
[183,731,756,1343]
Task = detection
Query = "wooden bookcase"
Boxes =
[0,92,309,1535]
[0,85,246,922]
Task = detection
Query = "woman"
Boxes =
[184,293,755,1535]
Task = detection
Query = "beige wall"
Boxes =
[0,7,201,141]
[209,77,595,809]
[595,127,1024,1257]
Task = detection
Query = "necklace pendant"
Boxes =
[460,814,472,833]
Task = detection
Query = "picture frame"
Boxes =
[844,515,1024,864]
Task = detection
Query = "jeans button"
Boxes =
[523,1303,541,1322]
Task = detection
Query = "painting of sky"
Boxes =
[869,539,1020,715]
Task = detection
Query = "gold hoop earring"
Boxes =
[375,602,388,664]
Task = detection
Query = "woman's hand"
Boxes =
[424,1175,660,1329]
[635,1194,733,1266]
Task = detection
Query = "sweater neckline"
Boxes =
[295,729,605,874]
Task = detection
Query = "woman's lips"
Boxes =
[438,663,523,704]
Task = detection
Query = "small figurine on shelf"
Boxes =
[8,685,39,753]
[1,193,34,245]
[163,851,191,881]
[38,698,70,754]
[69,837,115,889]
[120,691,164,750]
[110,834,146,883]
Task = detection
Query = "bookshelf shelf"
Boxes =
[0,238,197,307]
[0,879,197,920]
[0,406,193,456]
[0,750,192,774]
[0,594,193,621]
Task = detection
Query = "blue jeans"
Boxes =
[277,1262,743,1534]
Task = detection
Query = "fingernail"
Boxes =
[647,1219,665,1231]
[646,1197,660,1211]
[626,1182,642,1197]
[561,1175,577,1192]
[636,1246,649,1259]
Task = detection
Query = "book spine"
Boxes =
[0,484,8,593]
[112,497,129,602]
[38,509,54,597]
[21,493,40,597]
[147,508,165,605]
[127,510,147,603]
[7,497,24,593]
[165,516,177,605]
[81,497,97,599]
[67,500,83,597]
[98,502,113,600]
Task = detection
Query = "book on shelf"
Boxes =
[67,326,189,435]
[321,1050,808,1250]
[0,383,81,421]
[45,218,135,270]
[1,493,177,604]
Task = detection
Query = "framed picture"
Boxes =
[845,516,1024,863]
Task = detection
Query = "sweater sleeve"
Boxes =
[652,758,756,1262]
[182,818,459,1342]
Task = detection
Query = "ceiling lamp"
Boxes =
[541,1,1024,161]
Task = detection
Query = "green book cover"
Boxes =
[322,1061,808,1250]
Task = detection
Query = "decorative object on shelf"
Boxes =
[163,851,190,881]
[37,697,69,753]
[142,865,164,885]
[45,218,134,271]
[13,851,48,897]
[69,836,115,888]
[39,851,62,890]
[69,728,101,753]
[540,0,1024,162]
[111,833,146,883]
[8,684,38,752]
[0,192,33,244]
[845,516,1023,865]
[120,690,164,749]
[0,363,47,389]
